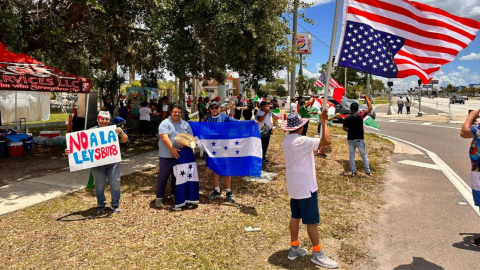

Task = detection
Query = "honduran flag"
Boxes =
[173,147,200,207]
[190,120,262,177]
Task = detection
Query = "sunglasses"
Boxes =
[210,107,219,110]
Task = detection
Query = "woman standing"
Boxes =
[243,99,254,120]
[405,97,411,114]
[198,97,205,121]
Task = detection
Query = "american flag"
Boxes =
[314,71,345,103]
[335,0,480,84]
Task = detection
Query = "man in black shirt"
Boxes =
[234,94,244,120]
[343,95,373,177]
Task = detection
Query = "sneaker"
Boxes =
[288,246,308,260]
[226,191,236,203]
[366,173,373,177]
[186,203,194,209]
[172,205,182,211]
[207,190,221,200]
[155,198,163,208]
[351,171,358,177]
[97,207,106,215]
[311,250,338,269]
[112,206,121,213]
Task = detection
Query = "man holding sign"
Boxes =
[66,111,128,214]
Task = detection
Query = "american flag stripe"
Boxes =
[336,0,480,83]
[347,7,465,52]
[353,0,477,41]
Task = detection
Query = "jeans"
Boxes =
[347,140,370,174]
[406,106,410,114]
[261,130,271,160]
[156,157,176,198]
[302,121,309,136]
[91,163,121,208]
[397,104,404,114]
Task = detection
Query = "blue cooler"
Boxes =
[23,133,33,151]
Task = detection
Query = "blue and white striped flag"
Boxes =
[190,121,262,177]
[173,147,200,207]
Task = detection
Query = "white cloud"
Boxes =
[414,0,480,20]
[460,53,480,61]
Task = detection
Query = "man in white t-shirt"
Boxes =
[139,102,152,140]
[256,101,273,163]
[291,97,298,114]
[281,111,338,269]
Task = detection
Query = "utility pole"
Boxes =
[367,74,371,98]
[290,0,298,111]
[344,67,347,97]
[299,54,303,76]
[418,79,423,117]
[387,80,393,115]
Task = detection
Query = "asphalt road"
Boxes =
[357,115,480,269]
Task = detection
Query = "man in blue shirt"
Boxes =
[204,101,237,202]
[155,104,193,207]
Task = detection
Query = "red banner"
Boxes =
[0,43,90,93]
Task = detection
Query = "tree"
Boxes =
[276,85,287,97]
[97,70,126,108]
[0,0,162,79]
[295,75,308,97]
[370,79,385,94]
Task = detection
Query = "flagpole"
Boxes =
[290,0,299,112]
[323,0,342,110]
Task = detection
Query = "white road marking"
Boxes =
[422,122,432,125]
[377,134,480,217]
[389,120,398,123]
[375,119,461,130]
[397,160,440,170]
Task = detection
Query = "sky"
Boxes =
[281,0,480,92]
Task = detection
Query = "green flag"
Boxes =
[314,86,323,92]
[87,171,94,189]
[253,95,259,102]
[363,116,380,131]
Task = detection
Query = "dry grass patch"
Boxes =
[0,123,393,269]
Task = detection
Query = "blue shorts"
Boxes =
[290,191,320,224]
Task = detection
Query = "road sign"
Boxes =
[422,84,432,88]
[430,80,439,84]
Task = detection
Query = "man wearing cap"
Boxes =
[66,111,128,214]
[281,111,338,269]
[343,95,373,177]
[256,101,273,163]
[204,100,238,202]
[155,104,193,208]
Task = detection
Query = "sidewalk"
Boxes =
[374,104,465,124]
[0,150,159,216]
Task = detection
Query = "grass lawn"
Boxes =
[0,123,393,269]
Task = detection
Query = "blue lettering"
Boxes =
[73,152,83,164]
[108,130,117,143]
[88,149,95,161]
[81,150,90,162]
[99,131,108,144]
[90,133,98,147]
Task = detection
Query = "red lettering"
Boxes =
[3,76,14,83]
[72,81,80,88]
[59,79,66,87]
[69,133,82,153]
[46,78,54,86]
[80,132,88,150]
[101,147,107,159]
[111,145,118,156]
[95,148,101,160]
[12,76,24,84]
[27,77,38,84]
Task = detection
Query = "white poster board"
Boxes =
[66,126,121,172]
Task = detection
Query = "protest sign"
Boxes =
[66,126,121,172]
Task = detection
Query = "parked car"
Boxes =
[67,94,78,101]
[450,95,465,104]
[327,97,376,123]
[461,95,469,101]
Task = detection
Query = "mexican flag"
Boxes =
[310,98,336,123]
[271,108,285,120]
[363,116,380,131]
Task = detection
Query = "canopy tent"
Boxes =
[0,42,91,129]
